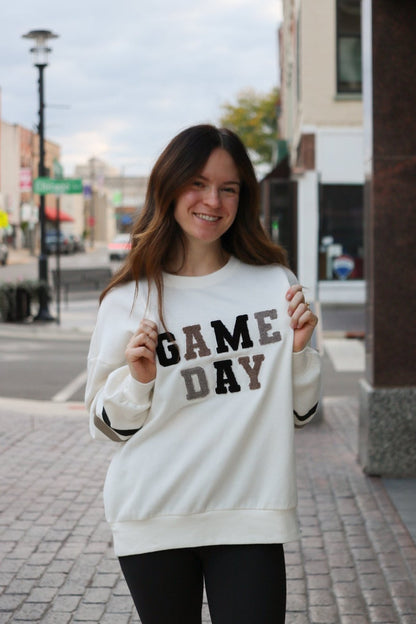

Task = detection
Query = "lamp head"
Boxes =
[22,29,59,66]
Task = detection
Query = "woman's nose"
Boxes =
[204,186,220,207]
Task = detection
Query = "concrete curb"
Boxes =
[0,396,87,417]
[0,323,93,341]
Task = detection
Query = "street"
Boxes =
[0,242,114,282]
[0,245,118,403]
[0,334,89,402]
[0,330,365,403]
[0,245,366,404]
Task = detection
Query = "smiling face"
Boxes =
[173,148,240,251]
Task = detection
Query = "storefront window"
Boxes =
[336,0,362,94]
[319,184,364,280]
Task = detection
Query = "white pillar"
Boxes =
[296,170,319,298]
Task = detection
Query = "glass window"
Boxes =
[319,184,364,280]
[336,0,362,94]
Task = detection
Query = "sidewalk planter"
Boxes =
[0,284,17,322]
[16,286,32,321]
[0,280,51,323]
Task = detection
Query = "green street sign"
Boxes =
[33,177,83,195]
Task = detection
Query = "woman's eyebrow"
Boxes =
[196,174,240,186]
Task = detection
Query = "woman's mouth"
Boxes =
[194,213,220,222]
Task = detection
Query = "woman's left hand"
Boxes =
[286,284,318,353]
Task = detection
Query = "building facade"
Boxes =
[358,0,416,476]
[0,116,67,250]
[74,157,148,245]
[0,85,148,252]
[0,121,20,232]
[278,0,364,303]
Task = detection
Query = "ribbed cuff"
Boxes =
[125,375,155,403]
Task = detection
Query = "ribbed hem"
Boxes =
[110,508,300,557]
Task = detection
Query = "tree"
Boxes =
[219,87,280,168]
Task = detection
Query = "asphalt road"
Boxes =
[0,246,366,403]
[0,331,365,404]
[0,333,90,402]
[0,246,108,403]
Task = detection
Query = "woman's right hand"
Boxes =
[125,319,158,384]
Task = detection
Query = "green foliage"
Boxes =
[219,87,280,166]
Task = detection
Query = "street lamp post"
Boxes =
[22,29,59,321]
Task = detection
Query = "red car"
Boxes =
[108,233,131,261]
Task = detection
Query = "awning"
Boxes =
[260,155,290,182]
[44,206,74,222]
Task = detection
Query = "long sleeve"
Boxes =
[292,346,321,427]
[85,283,155,442]
[281,266,322,427]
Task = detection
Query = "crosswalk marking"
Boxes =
[52,369,88,403]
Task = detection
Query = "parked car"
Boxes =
[69,233,86,253]
[108,233,131,261]
[45,231,74,255]
[0,241,8,265]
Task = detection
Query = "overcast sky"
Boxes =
[1,1,282,177]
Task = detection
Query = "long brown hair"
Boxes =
[100,124,288,321]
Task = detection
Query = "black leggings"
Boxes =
[119,543,286,624]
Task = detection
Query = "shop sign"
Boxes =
[333,254,355,280]
[20,168,32,192]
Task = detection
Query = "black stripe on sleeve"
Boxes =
[102,407,142,437]
[294,402,318,423]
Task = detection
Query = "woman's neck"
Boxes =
[166,242,229,276]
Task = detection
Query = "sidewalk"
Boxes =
[7,247,35,266]
[1,396,415,623]
[1,284,416,622]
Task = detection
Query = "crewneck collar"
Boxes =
[163,255,239,289]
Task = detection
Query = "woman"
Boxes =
[86,124,321,623]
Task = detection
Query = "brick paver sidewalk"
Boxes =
[0,397,415,623]
[289,398,416,623]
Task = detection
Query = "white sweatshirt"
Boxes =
[85,256,321,557]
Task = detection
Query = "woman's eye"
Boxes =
[222,186,238,195]
[192,180,205,189]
